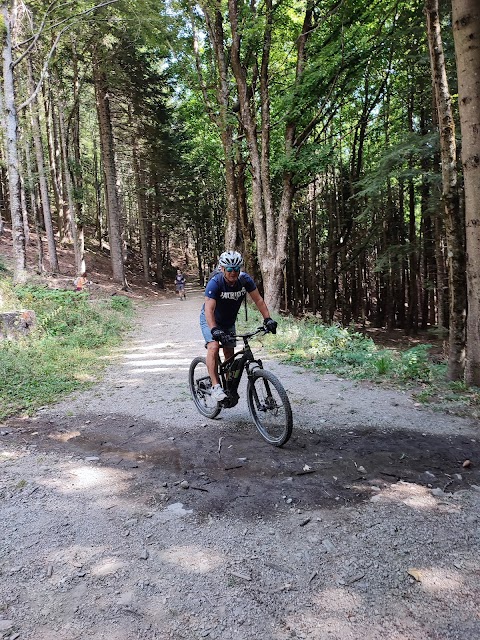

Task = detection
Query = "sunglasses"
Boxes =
[225,266,241,272]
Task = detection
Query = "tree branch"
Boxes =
[17,26,69,111]
[13,0,119,68]
[15,1,68,52]
[192,3,218,125]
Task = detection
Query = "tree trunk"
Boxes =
[71,41,84,232]
[93,140,103,249]
[93,57,126,287]
[131,115,150,283]
[18,150,30,246]
[228,0,267,262]
[0,161,7,235]
[228,0,309,312]
[235,148,256,273]
[323,183,337,323]
[24,140,44,273]
[44,86,63,237]
[407,178,419,333]
[58,96,84,275]
[425,0,467,380]
[1,4,27,283]
[452,0,480,386]
[27,57,59,273]
[289,214,300,315]
[309,180,318,314]
[196,3,239,249]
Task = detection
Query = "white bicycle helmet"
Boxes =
[218,250,243,269]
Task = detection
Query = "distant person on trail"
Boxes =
[175,269,186,299]
[200,250,277,402]
[74,273,89,292]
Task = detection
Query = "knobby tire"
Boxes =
[247,368,292,446]
[189,356,221,419]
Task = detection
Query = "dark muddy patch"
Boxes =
[3,414,479,517]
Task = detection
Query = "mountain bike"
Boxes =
[189,326,293,446]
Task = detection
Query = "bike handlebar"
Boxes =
[230,326,269,340]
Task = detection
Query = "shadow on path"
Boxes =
[4,413,479,517]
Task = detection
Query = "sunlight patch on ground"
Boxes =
[128,358,192,367]
[129,366,191,373]
[45,544,110,573]
[372,481,439,510]
[164,502,193,516]
[75,373,97,382]
[48,430,80,442]
[91,557,128,577]
[158,545,224,574]
[123,341,203,353]
[69,465,116,489]
[284,589,363,639]
[41,465,128,496]
[122,342,178,353]
[107,377,148,385]
[310,587,362,612]
[0,450,20,461]
[407,567,464,592]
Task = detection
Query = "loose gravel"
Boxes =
[1,284,479,639]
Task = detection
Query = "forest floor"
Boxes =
[1,230,480,639]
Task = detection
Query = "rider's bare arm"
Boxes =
[249,289,271,321]
[204,297,217,329]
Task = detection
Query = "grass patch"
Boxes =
[241,311,436,383]
[0,279,133,420]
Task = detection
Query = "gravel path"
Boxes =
[1,283,479,639]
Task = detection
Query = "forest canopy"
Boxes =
[0,0,479,386]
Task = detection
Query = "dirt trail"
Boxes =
[1,284,479,639]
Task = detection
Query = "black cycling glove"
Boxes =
[264,317,278,334]
[211,327,226,343]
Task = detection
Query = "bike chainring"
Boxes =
[221,390,240,408]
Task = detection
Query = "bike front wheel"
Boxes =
[189,356,222,419]
[247,369,292,446]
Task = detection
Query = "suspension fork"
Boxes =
[246,358,274,410]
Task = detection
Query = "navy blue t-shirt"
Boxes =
[205,272,256,327]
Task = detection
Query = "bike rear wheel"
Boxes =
[247,369,292,446]
[189,356,222,419]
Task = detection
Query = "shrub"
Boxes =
[399,345,432,382]
[0,279,132,420]
[261,315,440,385]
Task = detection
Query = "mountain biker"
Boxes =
[175,269,186,299]
[200,250,278,402]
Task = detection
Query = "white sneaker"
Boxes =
[211,384,227,402]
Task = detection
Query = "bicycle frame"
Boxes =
[217,328,265,408]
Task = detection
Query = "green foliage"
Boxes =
[263,316,439,385]
[399,345,432,382]
[0,282,133,421]
[373,352,395,376]
[0,275,18,311]
[110,295,132,312]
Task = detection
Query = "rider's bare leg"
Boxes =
[206,341,221,386]
[222,346,234,361]
[206,342,233,386]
